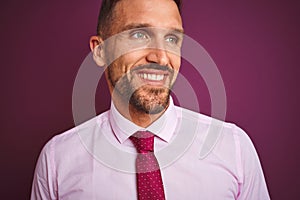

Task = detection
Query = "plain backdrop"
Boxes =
[1,0,299,199]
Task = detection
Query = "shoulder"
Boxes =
[174,105,254,157]
[175,105,250,138]
[43,111,110,155]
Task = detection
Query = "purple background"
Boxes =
[1,0,299,199]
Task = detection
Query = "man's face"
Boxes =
[104,0,183,114]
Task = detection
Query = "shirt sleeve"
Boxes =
[234,126,270,200]
[31,139,58,200]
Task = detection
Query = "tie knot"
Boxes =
[130,131,154,153]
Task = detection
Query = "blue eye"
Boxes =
[165,35,178,44]
[131,31,148,39]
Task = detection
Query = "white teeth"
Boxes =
[157,75,164,80]
[139,73,164,81]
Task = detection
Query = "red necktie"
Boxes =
[130,131,166,200]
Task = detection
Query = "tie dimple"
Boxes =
[130,131,166,200]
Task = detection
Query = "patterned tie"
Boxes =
[130,131,166,200]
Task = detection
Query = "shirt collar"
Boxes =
[109,97,178,144]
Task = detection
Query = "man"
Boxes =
[31,0,270,199]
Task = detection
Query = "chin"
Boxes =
[130,87,170,114]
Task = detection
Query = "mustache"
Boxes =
[131,63,173,73]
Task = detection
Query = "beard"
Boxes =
[129,86,171,114]
[108,64,174,114]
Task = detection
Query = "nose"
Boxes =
[145,45,169,66]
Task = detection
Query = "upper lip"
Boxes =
[130,64,173,82]
[131,64,173,74]
[136,69,170,76]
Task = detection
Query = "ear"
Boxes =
[90,36,105,67]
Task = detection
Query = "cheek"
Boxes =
[120,51,146,70]
[108,54,136,81]
[170,54,181,72]
[107,59,124,83]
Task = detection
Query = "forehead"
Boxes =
[112,0,183,32]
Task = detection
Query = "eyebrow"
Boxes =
[120,23,184,34]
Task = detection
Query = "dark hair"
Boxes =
[96,0,182,39]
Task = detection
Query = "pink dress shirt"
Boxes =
[31,98,270,199]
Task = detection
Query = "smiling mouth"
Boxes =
[131,64,173,85]
[138,73,165,81]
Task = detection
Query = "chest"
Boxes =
[55,153,239,200]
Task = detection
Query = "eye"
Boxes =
[131,31,148,40]
[165,35,179,44]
